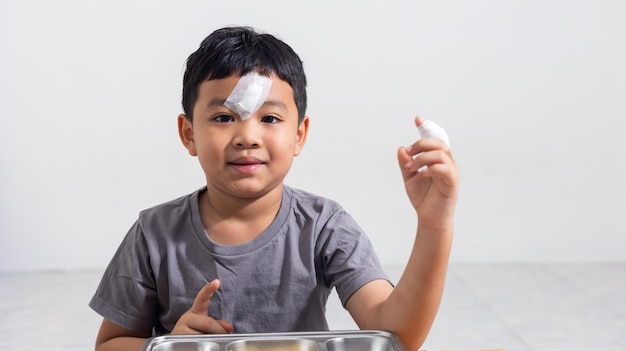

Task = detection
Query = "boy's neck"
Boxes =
[198,184,284,245]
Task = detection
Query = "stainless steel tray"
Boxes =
[141,330,405,351]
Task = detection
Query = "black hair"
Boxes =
[182,26,307,123]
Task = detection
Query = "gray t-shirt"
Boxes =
[89,185,388,335]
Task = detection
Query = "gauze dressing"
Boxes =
[224,72,273,120]
[417,120,450,148]
[416,120,450,172]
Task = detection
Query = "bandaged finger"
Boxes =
[417,120,450,148]
[416,120,450,172]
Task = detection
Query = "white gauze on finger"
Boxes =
[223,72,273,120]
[416,120,450,173]
[418,120,450,147]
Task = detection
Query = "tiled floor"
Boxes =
[0,263,625,351]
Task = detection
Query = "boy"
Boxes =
[90,26,459,351]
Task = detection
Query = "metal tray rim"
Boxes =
[142,330,403,351]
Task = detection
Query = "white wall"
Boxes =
[1,1,625,272]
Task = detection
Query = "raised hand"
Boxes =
[171,279,233,334]
[397,116,459,229]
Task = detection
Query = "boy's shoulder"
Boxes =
[286,184,332,201]
[137,188,202,221]
[284,185,345,215]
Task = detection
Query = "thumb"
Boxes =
[190,279,220,315]
[217,319,234,333]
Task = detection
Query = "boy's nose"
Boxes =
[232,119,261,148]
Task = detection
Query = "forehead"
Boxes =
[196,73,296,108]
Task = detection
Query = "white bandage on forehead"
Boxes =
[223,72,273,120]
[418,120,450,148]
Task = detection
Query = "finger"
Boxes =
[414,118,450,148]
[401,141,451,177]
[404,138,450,157]
[398,146,434,183]
[195,318,231,334]
[190,279,220,315]
[175,313,232,334]
[397,146,416,179]
[217,319,234,333]
[417,163,459,197]
[414,115,425,127]
[405,150,451,174]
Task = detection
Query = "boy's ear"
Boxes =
[294,116,310,156]
[178,114,197,156]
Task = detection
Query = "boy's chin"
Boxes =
[222,181,284,199]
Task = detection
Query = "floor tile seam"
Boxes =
[450,264,536,351]
[0,341,94,348]
[466,263,626,344]
[543,262,626,320]
[0,268,106,275]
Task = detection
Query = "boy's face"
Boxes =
[178,73,309,199]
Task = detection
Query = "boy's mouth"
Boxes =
[228,156,265,174]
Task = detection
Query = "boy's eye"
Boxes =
[214,114,234,123]
[260,115,280,124]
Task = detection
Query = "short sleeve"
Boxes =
[317,208,390,307]
[89,220,158,331]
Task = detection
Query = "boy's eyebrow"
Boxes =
[262,99,288,110]
[205,98,288,112]
[207,98,228,109]
[206,99,286,109]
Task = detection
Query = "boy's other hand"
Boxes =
[397,116,459,229]
[171,279,233,334]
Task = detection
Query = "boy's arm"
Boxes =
[346,227,452,351]
[95,319,151,351]
[345,116,458,351]
[95,280,233,351]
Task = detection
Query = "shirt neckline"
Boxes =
[189,185,293,256]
